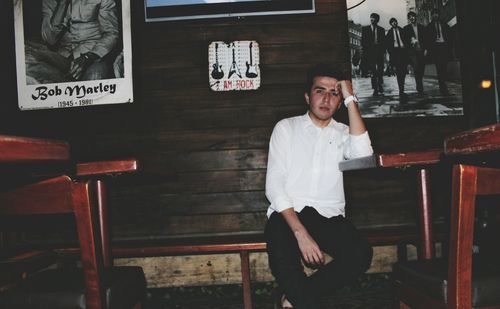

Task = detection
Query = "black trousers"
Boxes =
[389,48,408,94]
[265,207,373,309]
[408,49,425,93]
[429,43,449,92]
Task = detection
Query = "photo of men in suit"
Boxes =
[403,11,426,95]
[425,8,452,95]
[346,0,463,118]
[385,17,408,96]
[361,13,386,96]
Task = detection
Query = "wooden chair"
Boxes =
[0,176,146,309]
[0,135,146,309]
[392,124,500,309]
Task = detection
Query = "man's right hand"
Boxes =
[280,208,325,266]
[294,228,325,266]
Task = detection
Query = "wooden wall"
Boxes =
[1,0,468,253]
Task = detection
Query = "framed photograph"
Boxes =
[346,0,463,117]
[13,0,133,110]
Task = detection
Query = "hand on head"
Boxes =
[338,80,354,100]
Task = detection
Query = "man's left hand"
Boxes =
[70,52,99,80]
[338,80,354,100]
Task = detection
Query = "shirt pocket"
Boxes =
[325,138,343,173]
[76,1,100,22]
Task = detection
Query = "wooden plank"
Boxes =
[0,176,73,215]
[142,42,346,70]
[150,105,304,131]
[0,135,70,163]
[110,170,266,195]
[110,191,268,216]
[111,213,267,238]
[377,149,442,167]
[444,123,500,155]
[139,14,346,46]
[163,149,268,172]
[76,159,139,177]
[113,245,415,288]
[77,159,133,176]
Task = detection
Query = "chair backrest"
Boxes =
[447,164,500,308]
[444,123,500,308]
[0,175,107,308]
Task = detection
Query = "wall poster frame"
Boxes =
[346,0,463,118]
[13,0,133,110]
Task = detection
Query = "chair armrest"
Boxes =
[377,149,442,168]
[76,159,139,178]
[0,135,70,163]
[444,123,500,155]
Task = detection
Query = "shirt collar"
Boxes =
[301,112,336,130]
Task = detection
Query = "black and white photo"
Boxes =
[347,0,463,117]
[14,0,133,110]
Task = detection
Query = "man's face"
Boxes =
[391,20,398,28]
[304,76,342,127]
[409,14,416,24]
[370,17,378,25]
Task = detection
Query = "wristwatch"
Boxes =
[344,94,359,107]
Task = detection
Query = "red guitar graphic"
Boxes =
[245,42,258,78]
[211,43,224,80]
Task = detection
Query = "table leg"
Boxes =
[240,250,253,309]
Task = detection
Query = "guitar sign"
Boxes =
[245,42,258,79]
[211,43,224,80]
[208,40,260,91]
[228,44,242,79]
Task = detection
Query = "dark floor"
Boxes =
[143,273,397,309]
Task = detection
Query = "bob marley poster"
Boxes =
[13,0,133,110]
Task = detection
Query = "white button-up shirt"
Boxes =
[265,113,373,218]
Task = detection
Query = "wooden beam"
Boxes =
[0,135,70,163]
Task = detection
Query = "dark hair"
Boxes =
[305,64,346,93]
[370,13,380,22]
[407,11,417,18]
[389,17,398,25]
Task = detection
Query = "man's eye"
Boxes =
[331,92,339,96]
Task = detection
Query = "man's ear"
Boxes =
[304,92,310,105]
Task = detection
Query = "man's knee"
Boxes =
[340,239,373,273]
[81,61,111,81]
[353,240,373,273]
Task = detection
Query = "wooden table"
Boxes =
[339,149,442,260]
[444,123,500,155]
[0,135,70,163]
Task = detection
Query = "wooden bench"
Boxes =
[57,219,441,309]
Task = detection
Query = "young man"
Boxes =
[361,13,386,96]
[425,8,452,95]
[265,64,374,309]
[403,11,426,95]
[385,17,408,96]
